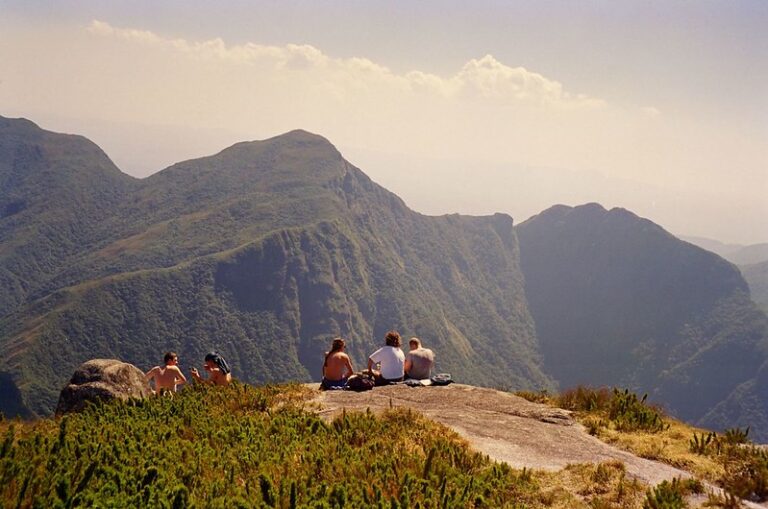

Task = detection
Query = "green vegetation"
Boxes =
[516,203,768,440]
[0,383,638,508]
[529,387,668,434]
[608,390,668,434]
[689,432,717,455]
[541,386,768,504]
[3,116,768,449]
[641,478,702,509]
[0,117,552,419]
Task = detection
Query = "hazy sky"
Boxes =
[1,1,766,243]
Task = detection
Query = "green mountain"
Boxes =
[0,116,550,417]
[516,203,768,433]
[3,116,767,441]
[0,116,137,317]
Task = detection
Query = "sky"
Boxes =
[1,1,766,244]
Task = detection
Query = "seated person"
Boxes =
[321,337,354,390]
[145,351,187,394]
[190,351,232,386]
[404,337,435,380]
[367,330,405,385]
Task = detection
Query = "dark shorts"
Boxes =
[320,377,348,390]
[375,375,404,386]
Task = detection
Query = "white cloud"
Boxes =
[2,20,765,243]
[85,20,603,109]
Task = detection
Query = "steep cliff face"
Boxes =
[516,203,768,434]
[0,119,550,416]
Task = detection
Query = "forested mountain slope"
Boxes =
[516,204,768,437]
[0,117,550,416]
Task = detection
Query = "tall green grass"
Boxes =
[0,383,543,508]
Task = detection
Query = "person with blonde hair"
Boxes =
[367,330,405,385]
[321,337,354,390]
[404,337,435,380]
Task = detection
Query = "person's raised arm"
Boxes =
[145,367,157,381]
[190,367,207,384]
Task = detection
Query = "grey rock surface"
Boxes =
[56,359,151,414]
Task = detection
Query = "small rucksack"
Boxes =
[346,373,375,392]
[430,373,453,386]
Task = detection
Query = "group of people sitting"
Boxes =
[321,330,435,390]
[143,330,435,394]
[145,351,232,394]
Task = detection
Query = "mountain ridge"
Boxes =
[1,116,766,442]
[516,203,768,432]
[0,116,551,417]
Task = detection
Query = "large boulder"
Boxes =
[56,359,151,415]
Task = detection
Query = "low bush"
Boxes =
[642,478,689,509]
[0,383,548,508]
[609,389,668,433]
[557,386,613,412]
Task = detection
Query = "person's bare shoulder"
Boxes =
[145,366,160,376]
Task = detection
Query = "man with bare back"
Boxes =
[145,352,187,394]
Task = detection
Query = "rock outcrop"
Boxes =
[55,359,151,414]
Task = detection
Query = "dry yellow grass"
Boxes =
[578,412,724,484]
[532,460,647,508]
[514,388,726,485]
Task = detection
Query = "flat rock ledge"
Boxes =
[311,384,767,507]
[309,384,718,491]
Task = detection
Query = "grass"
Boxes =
[2,382,616,508]
[0,381,666,508]
[516,386,768,505]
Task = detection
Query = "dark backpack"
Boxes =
[346,373,375,392]
[430,373,453,386]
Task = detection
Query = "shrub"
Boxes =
[558,386,613,412]
[720,445,768,501]
[722,427,750,446]
[514,389,552,404]
[643,478,687,509]
[689,432,718,456]
[0,383,548,508]
[609,389,668,433]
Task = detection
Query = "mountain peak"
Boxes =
[0,115,42,133]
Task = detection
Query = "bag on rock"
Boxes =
[346,373,375,392]
[430,373,453,386]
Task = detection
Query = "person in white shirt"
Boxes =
[404,337,435,380]
[367,330,405,385]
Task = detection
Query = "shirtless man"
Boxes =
[190,351,232,386]
[404,337,435,380]
[321,338,354,390]
[145,352,187,394]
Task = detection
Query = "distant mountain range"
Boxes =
[680,235,768,315]
[1,116,766,440]
[517,204,768,431]
[680,235,768,266]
